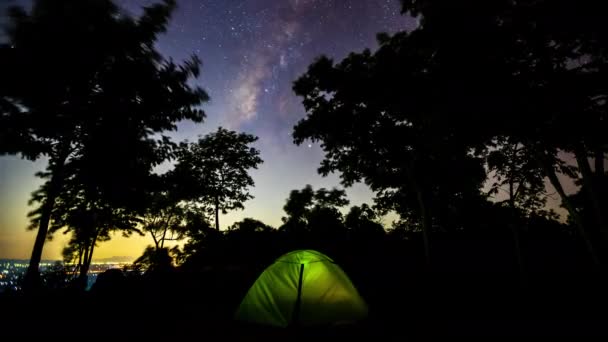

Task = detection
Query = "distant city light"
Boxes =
[0,259,133,293]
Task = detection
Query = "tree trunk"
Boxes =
[419,196,432,268]
[536,149,599,266]
[76,244,90,290]
[80,245,90,280]
[151,231,159,250]
[574,145,608,244]
[77,235,97,291]
[77,247,83,270]
[509,221,525,284]
[160,221,169,249]
[84,240,96,275]
[406,163,431,267]
[509,179,525,284]
[215,195,220,231]
[23,150,69,292]
[75,246,84,280]
[595,149,605,175]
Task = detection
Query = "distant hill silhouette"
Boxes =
[93,256,134,264]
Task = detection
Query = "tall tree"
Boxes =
[487,138,554,218]
[174,127,262,230]
[139,172,193,252]
[141,194,187,251]
[292,42,487,265]
[30,139,146,289]
[0,0,208,290]
[395,0,608,262]
[486,137,558,278]
[294,0,606,267]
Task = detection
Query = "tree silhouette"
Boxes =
[486,137,559,276]
[344,204,385,241]
[139,173,192,251]
[33,155,144,289]
[0,0,208,290]
[281,185,315,232]
[224,218,278,266]
[487,138,555,218]
[292,46,486,265]
[177,210,222,267]
[280,185,350,241]
[141,195,186,251]
[228,218,274,233]
[395,0,608,263]
[133,246,176,274]
[293,0,608,267]
[568,175,608,260]
[174,127,262,230]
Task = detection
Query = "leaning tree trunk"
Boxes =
[77,234,98,291]
[151,230,160,250]
[535,148,599,266]
[23,148,70,292]
[74,245,84,281]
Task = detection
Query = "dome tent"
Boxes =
[235,250,368,327]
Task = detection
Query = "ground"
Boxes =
[1,268,607,338]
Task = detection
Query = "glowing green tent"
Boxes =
[235,250,368,327]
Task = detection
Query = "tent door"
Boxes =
[291,263,305,326]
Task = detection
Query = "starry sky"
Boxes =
[0,0,415,261]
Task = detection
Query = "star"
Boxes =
[1,0,414,260]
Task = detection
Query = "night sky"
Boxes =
[0,0,415,260]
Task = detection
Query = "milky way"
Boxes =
[122,1,415,226]
[1,0,415,259]
[124,1,414,137]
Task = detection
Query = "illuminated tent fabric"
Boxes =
[235,250,368,327]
